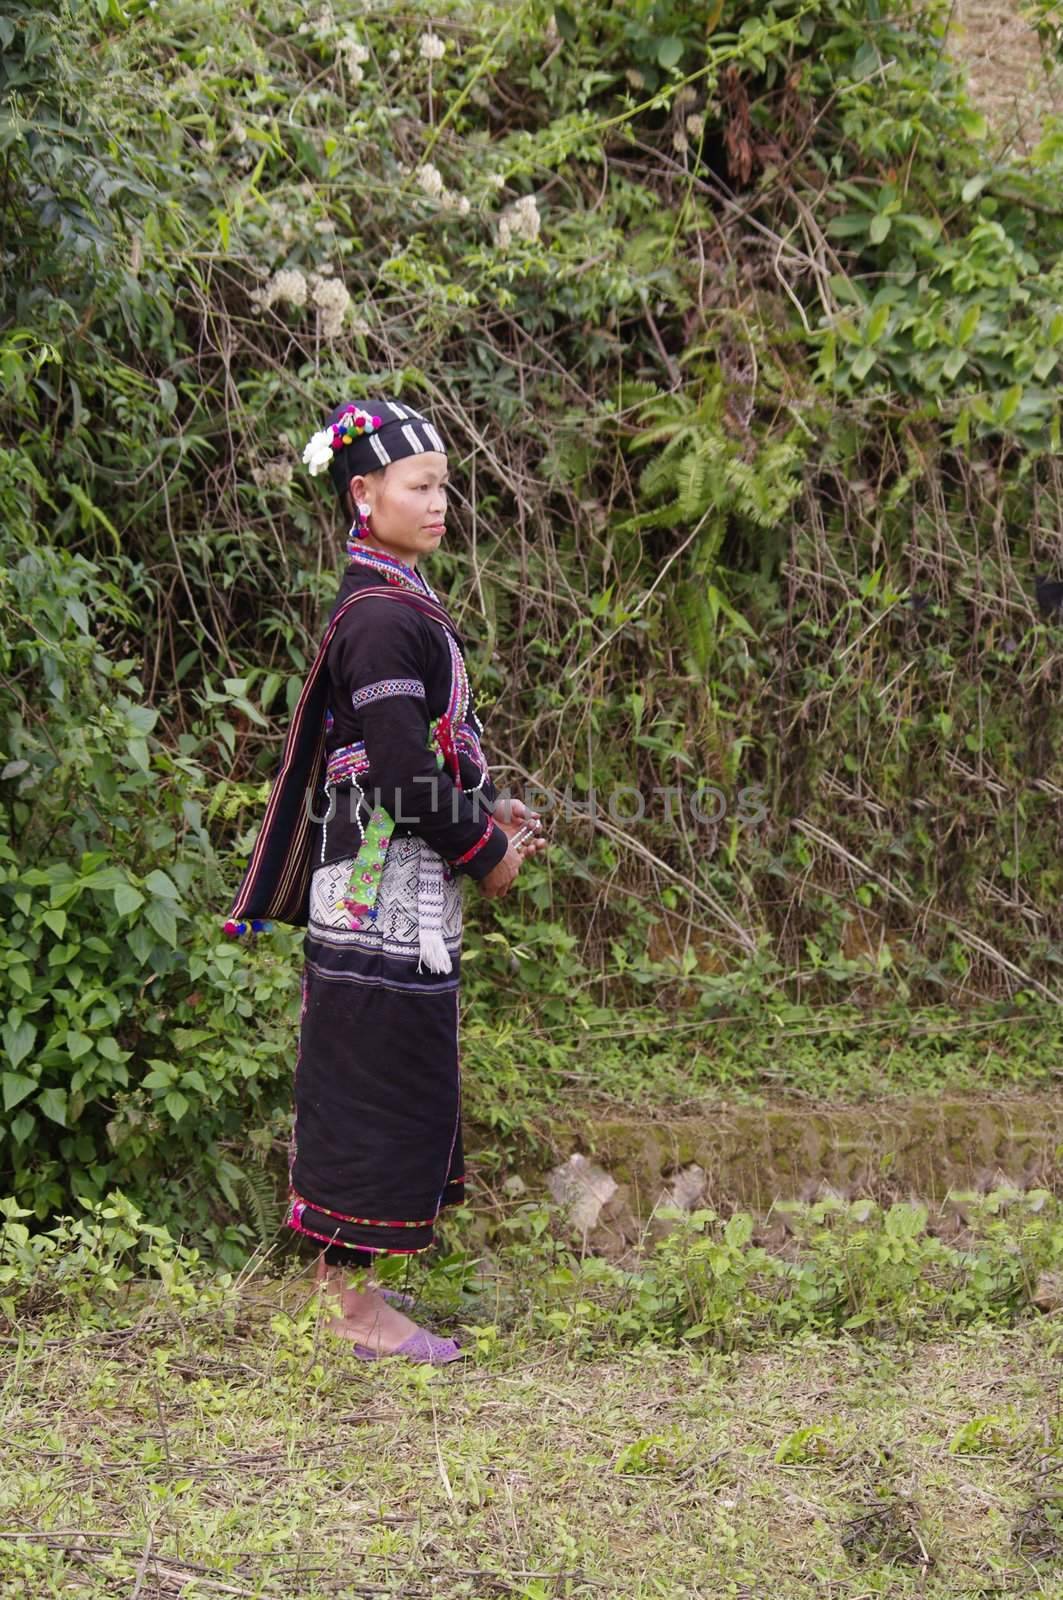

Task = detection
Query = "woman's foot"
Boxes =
[327,1284,422,1353]
[315,1259,460,1361]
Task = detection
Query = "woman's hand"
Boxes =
[501,796,548,862]
[478,799,546,899]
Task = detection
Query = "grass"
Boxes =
[1,1255,1060,1599]
[461,1003,1063,1131]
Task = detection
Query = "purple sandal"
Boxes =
[348,1326,464,1365]
[377,1286,415,1310]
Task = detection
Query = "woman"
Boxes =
[225,399,545,1363]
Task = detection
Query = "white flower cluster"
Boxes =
[251,460,294,489]
[686,113,705,138]
[251,268,309,310]
[416,163,471,215]
[250,268,353,340]
[417,162,444,198]
[418,30,446,61]
[497,193,541,250]
[338,33,370,83]
[310,274,351,339]
[298,3,337,41]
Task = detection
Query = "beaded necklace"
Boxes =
[344,535,441,604]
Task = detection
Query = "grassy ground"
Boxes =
[1,1263,1060,1600]
[460,1005,1063,1144]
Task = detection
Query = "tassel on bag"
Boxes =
[414,841,452,974]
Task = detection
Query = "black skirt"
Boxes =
[285,835,466,1259]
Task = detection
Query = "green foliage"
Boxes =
[0,1189,235,1324]
[486,1187,1063,1354]
[1,0,1062,1245]
[0,525,298,1254]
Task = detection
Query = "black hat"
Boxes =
[301,399,448,504]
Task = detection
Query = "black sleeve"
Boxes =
[328,601,509,882]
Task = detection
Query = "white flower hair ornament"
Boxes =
[301,405,382,476]
[301,428,335,476]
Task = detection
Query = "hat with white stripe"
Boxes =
[303,399,447,504]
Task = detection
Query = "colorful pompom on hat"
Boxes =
[300,399,448,505]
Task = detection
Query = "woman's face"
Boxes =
[350,452,449,567]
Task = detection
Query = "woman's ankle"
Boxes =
[315,1255,369,1296]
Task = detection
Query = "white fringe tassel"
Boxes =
[416,927,453,974]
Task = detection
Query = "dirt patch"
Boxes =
[945,1,1063,151]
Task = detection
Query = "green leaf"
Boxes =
[146,901,178,947]
[37,1087,68,1127]
[114,884,144,916]
[41,908,68,939]
[956,304,981,345]
[826,213,871,239]
[724,1212,753,1247]
[657,36,683,69]
[961,173,990,203]
[554,5,577,41]
[2,1072,37,1111]
[143,869,179,900]
[127,737,150,772]
[2,1020,35,1070]
[997,384,1023,424]
[959,108,988,140]
[866,304,890,344]
[868,213,891,245]
[164,1090,190,1122]
[11,1109,35,1144]
[127,923,154,965]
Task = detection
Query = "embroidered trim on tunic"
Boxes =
[290,1191,444,1228]
[324,739,370,786]
[350,676,426,710]
[450,818,496,867]
[288,1214,424,1256]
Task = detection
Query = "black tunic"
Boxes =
[312,560,507,875]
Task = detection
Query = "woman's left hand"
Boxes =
[496,795,548,858]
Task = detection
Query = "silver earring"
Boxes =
[356,501,371,520]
